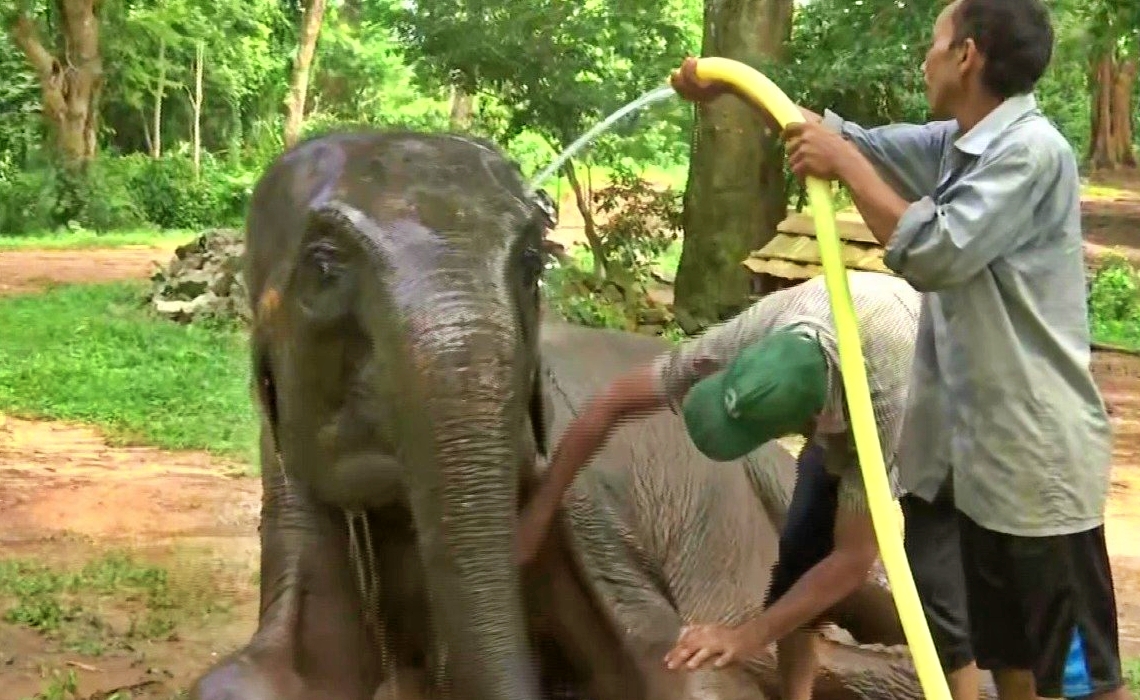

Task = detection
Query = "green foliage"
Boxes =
[390,0,699,168]
[1088,253,1140,349]
[542,172,684,339]
[778,0,939,127]
[3,0,1133,239]
[0,153,253,235]
[1125,658,1140,695]
[127,155,254,229]
[0,282,257,462]
[591,166,683,279]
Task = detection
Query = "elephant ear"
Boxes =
[251,345,281,453]
[529,363,554,458]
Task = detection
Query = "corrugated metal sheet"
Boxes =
[742,209,897,282]
[777,209,881,245]
[743,232,895,276]
[741,257,822,280]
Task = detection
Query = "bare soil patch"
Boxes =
[0,414,261,700]
[0,246,177,297]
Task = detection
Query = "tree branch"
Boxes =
[11,12,59,80]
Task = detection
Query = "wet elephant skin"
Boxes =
[187,129,991,700]
[189,129,650,700]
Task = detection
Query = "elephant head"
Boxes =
[242,132,560,700]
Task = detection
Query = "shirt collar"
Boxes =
[953,93,1037,156]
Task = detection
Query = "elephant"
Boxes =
[188,129,980,700]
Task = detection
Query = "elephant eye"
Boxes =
[306,240,344,285]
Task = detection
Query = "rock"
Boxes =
[149,228,251,325]
[638,306,670,325]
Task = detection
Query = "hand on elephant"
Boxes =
[663,620,770,671]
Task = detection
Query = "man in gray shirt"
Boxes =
[670,0,1125,699]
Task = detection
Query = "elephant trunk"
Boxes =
[395,305,539,700]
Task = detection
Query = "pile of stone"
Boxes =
[149,228,251,324]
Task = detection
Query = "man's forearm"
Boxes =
[539,366,667,505]
[839,152,911,247]
[748,550,870,644]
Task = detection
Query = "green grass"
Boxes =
[0,228,197,251]
[1092,321,1140,353]
[0,281,257,463]
[1125,657,1139,694]
[0,549,229,661]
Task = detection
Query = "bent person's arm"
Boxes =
[516,300,777,563]
[754,473,879,644]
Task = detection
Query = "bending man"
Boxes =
[517,271,919,700]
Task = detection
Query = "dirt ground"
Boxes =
[0,246,179,297]
[1,194,1140,699]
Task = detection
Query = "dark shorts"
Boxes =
[765,440,837,613]
[959,514,1124,698]
[901,483,974,673]
[766,447,974,674]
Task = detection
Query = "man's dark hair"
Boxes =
[950,0,1054,98]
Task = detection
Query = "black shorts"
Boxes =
[959,514,1124,698]
[768,450,975,675]
[901,483,974,673]
[765,440,837,612]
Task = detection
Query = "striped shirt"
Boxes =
[652,272,920,513]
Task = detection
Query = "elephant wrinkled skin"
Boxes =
[188,130,967,700]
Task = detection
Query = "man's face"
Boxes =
[921,1,973,119]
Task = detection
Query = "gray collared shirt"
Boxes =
[822,94,1113,537]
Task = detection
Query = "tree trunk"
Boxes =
[151,37,166,159]
[562,157,606,280]
[449,86,474,130]
[1088,54,1137,171]
[190,41,204,180]
[283,0,328,149]
[671,0,794,331]
[10,0,105,168]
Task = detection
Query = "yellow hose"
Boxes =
[684,57,951,700]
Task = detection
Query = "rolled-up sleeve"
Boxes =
[883,142,1043,291]
[821,110,953,202]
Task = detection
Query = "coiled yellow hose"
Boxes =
[683,57,951,700]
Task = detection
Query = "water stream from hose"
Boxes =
[526,85,677,193]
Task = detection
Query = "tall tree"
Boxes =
[671,0,793,330]
[9,0,105,167]
[283,0,328,148]
[393,0,695,284]
[1085,0,1138,170]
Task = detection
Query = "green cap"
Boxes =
[681,328,828,462]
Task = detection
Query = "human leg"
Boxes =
[1018,525,1127,700]
[765,440,837,700]
[956,514,1037,700]
[901,481,978,700]
[958,514,1129,700]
